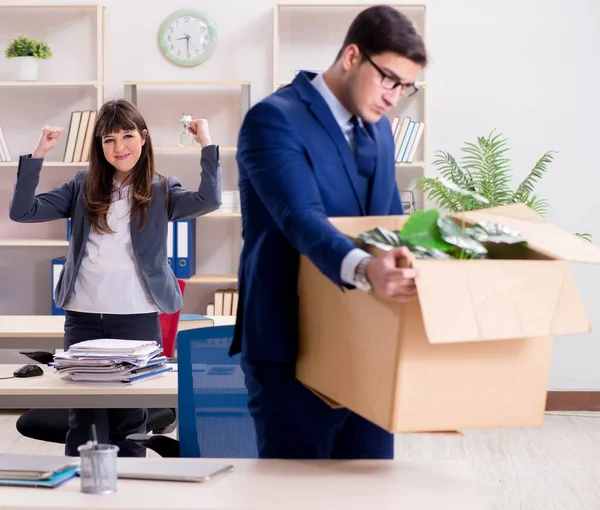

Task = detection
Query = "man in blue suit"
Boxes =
[230,5,428,459]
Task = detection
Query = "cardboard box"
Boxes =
[296,204,600,433]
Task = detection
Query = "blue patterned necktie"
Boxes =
[350,116,377,179]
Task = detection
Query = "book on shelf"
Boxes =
[63,109,97,163]
[206,289,239,316]
[0,122,11,162]
[219,190,240,214]
[390,115,425,164]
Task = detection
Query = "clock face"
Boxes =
[158,9,217,67]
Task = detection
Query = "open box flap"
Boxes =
[451,204,600,264]
[413,258,590,344]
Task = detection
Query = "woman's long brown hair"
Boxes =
[84,99,163,234]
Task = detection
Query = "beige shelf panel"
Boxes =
[0,81,101,87]
[154,146,237,152]
[0,239,69,247]
[186,274,238,284]
[277,3,426,7]
[124,80,250,86]
[396,161,426,168]
[205,211,241,218]
[0,4,103,8]
[0,161,88,167]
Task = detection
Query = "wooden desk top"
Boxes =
[0,315,235,350]
[0,364,177,409]
[0,315,235,338]
[0,458,483,509]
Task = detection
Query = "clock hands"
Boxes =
[175,33,191,57]
[172,29,206,59]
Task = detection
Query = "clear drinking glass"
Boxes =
[179,113,193,147]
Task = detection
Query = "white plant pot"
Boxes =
[16,56,39,81]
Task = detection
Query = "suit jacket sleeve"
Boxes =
[237,101,357,286]
[9,155,75,223]
[167,144,222,221]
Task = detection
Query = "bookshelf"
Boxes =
[123,80,247,314]
[0,4,105,315]
[0,4,105,166]
[273,3,428,211]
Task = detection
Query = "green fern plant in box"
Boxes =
[5,36,52,59]
[416,131,591,240]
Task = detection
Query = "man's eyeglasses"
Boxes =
[361,51,419,97]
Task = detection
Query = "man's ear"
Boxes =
[341,44,361,71]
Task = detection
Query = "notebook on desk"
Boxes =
[116,458,233,483]
[0,454,79,488]
[0,454,78,480]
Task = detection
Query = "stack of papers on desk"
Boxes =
[0,454,79,488]
[51,339,173,384]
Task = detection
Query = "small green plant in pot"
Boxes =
[415,130,591,241]
[5,35,53,81]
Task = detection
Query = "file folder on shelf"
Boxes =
[167,221,174,270]
[51,257,66,315]
[174,219,196,278]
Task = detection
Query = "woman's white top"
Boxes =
[64,181,159,315]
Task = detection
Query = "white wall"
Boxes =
[1,0,599,389]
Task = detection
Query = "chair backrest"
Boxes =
[176,325,257,459]
[159,279,186,358]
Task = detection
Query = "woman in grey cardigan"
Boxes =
[9,98,222,457]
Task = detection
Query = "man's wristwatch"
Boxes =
[353,256,373,293]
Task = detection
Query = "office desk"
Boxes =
[0,458,483,509]
[0,315,235,350]
[0,364,177,409]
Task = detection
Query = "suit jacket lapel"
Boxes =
[293,72,366,215]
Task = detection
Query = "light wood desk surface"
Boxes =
[0,364,177,409]
[0,458,483,509]
[0,315,235,350]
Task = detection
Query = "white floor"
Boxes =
[1,410,599,509]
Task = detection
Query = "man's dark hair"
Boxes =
[336,5,427,66]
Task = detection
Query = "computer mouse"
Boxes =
[13,364,44,378]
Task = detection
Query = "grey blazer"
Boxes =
[9,145,222,314]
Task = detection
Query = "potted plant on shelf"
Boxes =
[4,35,53,81]
[416,130,592,240]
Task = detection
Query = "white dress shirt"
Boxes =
[64,181,159,315]
[310,73,372,285]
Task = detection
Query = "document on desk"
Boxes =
[50,339,172,384]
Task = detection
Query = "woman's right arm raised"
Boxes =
[9,126,76,223]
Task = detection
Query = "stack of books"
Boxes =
[0,454,79,488]
[51,339,172,384]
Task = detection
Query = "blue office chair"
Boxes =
[129,325,258,459]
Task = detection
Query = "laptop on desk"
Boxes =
[116,458,233,483]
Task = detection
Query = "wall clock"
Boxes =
[158,9,217,67]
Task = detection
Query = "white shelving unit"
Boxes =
[0,4,105,169]
[273,3,428,211]
[0,4,105,316]
[123,80,248,313]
